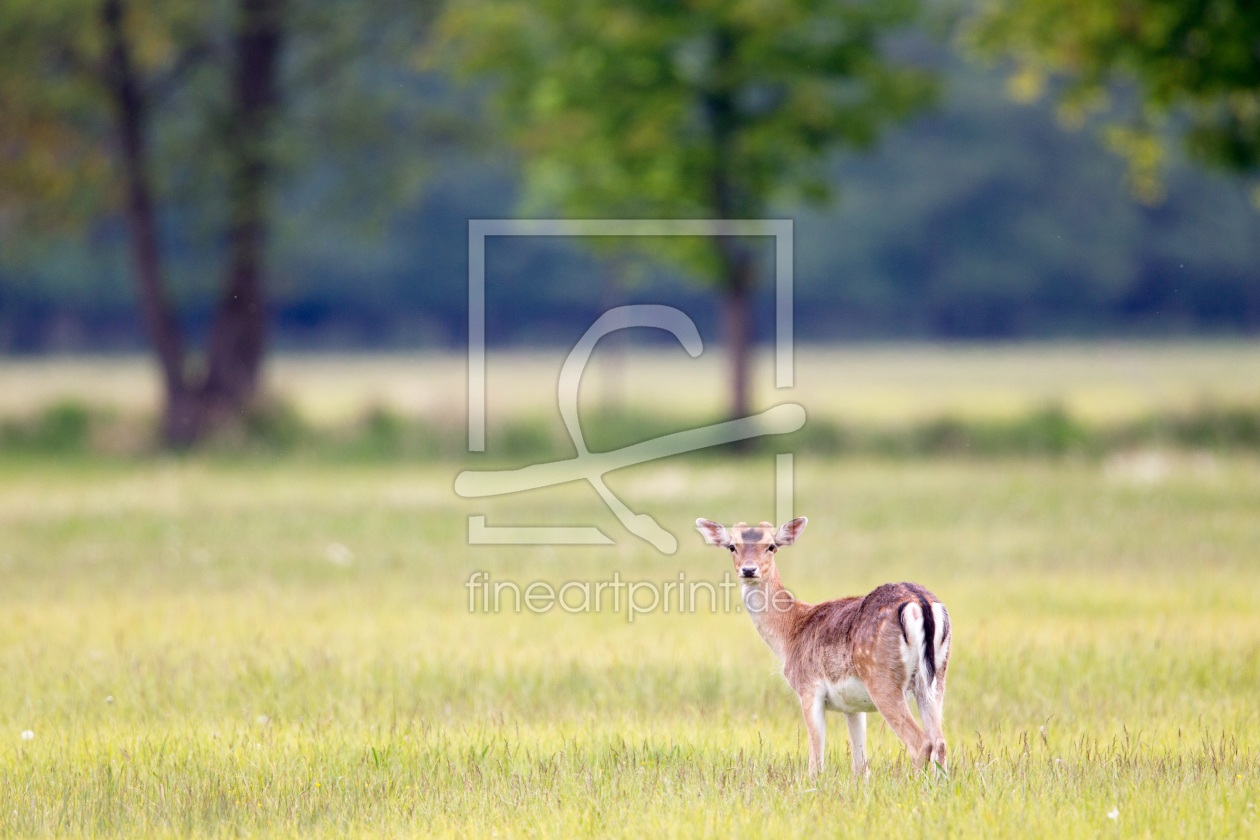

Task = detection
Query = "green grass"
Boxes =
[0,455,1257,837]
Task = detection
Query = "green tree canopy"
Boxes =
[440,0,936,417]
[970,0,1260,204]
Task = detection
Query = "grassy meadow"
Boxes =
[1,347,1259,837]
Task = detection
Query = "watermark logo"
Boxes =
[465,571,799,622]
[457,219,802,553]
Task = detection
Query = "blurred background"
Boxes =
[1,0,1258,452]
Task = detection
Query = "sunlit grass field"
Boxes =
[1,448,1258,836]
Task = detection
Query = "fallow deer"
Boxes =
[696,517,950,778]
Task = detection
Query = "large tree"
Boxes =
[1,0,284,444]
[1,0,435,445]
[440,0,935,420]
[969,0,1260,204]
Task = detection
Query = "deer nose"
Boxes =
[740,566,758,578]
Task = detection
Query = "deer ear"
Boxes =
[695,519,731,547]
[774,517,808,546]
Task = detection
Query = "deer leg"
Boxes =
[845,712,869,779]
[799,688,826,778]
[914,674,948,772]
[934,674,948,768]
[868,684,930,770]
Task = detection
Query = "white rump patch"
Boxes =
[899,601,936,703]
[899,602,922,688]
[932,601,950,678]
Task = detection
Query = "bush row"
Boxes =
[5,399,1260,460]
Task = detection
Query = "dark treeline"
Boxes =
[4,52,1258,355]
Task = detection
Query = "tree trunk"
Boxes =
[101,0,198,444]
[102,0,283,447]
[708,163,758,422]
[718,247,754,421]
[200,0,283,424]
[723,282,751,420]
[703,28,756,423]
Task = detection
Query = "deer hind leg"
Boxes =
[799,688,827,778]
[914,674,947,772]
[918,601,950,770]
[867,682,931,770]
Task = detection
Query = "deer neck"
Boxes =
[742,566,799,663]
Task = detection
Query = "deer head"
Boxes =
[695,517,808,583]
